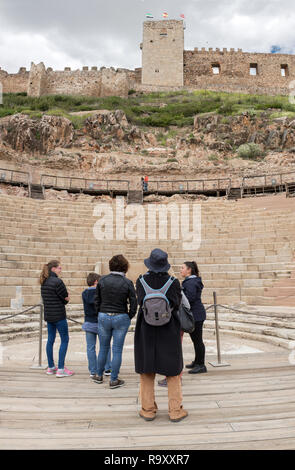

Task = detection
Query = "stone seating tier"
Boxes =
[0,194,294,309]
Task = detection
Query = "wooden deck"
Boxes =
[1,331,295,450]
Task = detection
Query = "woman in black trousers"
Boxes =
[180,261,207,374]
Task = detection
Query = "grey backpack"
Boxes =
[139,275,175,326]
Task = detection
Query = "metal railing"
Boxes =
[0,304,44,368]
[206,292,230,367]
[242,170,295,188]
[241,170,295,197]
[40,174,130,193]
[286,182,295,198]
[1,168,295,199]
[147,178,231,194]
[0,303,82,369]
[0,291,293,370]
[203,290,295,367]
[0,168,30,186]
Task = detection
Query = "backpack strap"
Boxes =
[139,275,154,295]
[158,276,174,295]
[139,275,175,296]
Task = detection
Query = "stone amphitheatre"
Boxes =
[1,19,295,451]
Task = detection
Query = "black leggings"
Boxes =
[189,320,205,366]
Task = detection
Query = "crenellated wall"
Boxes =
[0,67,29,93]
[2,20,295,98]
[27,62,139,97]
[183,47,295,95]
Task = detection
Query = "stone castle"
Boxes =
[1,19,295,97]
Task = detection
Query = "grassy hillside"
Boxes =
[1,90,295,128]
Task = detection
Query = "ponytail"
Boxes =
[184,261,200,277]
[40,260,60,285]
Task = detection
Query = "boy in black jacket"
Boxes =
[82,273,111,380]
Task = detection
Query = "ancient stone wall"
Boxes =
[26,63,137,97]
[2,20,295,97]
[0,67,29,93]
[184,48,295,96]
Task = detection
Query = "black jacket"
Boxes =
[41,272,69,323]
[134,271,183,376]
[82,287,97,323]
[94,273,137,319]
[182,276,206,322]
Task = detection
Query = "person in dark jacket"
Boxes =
[40,260,74,377]
[135,248,188,423]
[94,255,137,389]
[181,261,207,374]
[82,272,112,380]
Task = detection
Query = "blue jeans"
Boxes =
[85,331,111,375]
[46,319,69,370]
[97,313,131,382]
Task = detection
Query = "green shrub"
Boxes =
[0,108,14,118]
[218,102,234,115]
[1,89,295,130]
[208,154,219,161]
[68,115,89,129]
[237,143,264,160]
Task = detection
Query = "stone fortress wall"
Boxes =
[1,20,295,97]
[0,67,29,94]
[183,48,295,96]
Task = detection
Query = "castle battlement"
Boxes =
[0,20,294,98]
[192,47,243,53]
[45,66,131,73]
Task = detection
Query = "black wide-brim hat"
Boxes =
[144,248,171,273]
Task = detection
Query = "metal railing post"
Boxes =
[208,292,230,368]
[30,303,46,369]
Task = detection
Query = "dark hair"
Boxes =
[184,261,200,277]
[87,272,101,287]
[109,254,129,273]
[39,260,60,285]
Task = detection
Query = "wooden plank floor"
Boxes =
[1,331,295,450]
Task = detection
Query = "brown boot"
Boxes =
[167,375,188,422]
[139,373,158,421]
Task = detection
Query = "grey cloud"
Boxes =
[0,0,295,73]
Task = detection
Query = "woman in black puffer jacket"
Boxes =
[40,260,74,378]
[181,261,207,375]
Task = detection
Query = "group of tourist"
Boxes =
[39,248,207,422]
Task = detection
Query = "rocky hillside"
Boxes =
[1,107,295,181]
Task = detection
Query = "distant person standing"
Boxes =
[40,260,74,378]
[180,261,207,374]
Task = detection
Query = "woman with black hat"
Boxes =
[134,248,188,422]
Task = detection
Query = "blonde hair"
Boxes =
[40,260,60,285]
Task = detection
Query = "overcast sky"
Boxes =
[1,0,295,73]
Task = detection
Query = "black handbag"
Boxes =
[178,291,195,333]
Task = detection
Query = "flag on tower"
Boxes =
[146,13,154,18]
[163,12,168,18]
[180,14,185,19]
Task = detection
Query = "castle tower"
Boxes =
[141,20,184,87]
